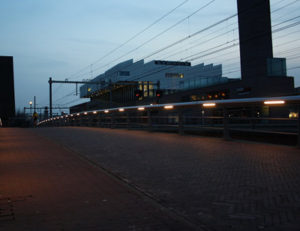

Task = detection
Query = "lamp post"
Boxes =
[29,101,33,115]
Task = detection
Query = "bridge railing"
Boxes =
[38,95,300,146]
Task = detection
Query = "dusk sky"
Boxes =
[0,0,299,113]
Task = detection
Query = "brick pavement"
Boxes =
[0,128,196,231]
[33,127,300,231]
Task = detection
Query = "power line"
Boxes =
[90,0,216,75]
[57,1,300,106]
[272,0,300,14]
[66,0,190,81]
[58,0,270,89]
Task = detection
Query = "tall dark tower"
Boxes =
[0,56,15,125]
[237,0,274,82]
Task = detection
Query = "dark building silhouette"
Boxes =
[237,0,274,81]
[0,56,15,125]
[235,0,294,97]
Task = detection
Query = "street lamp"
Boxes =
[29,101,33,115]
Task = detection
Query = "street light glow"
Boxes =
[203,103,216,107]
[164,105,174,109]
[104,110,109,113]
[138,107,145,111]
[119,108,125,112]
[264,100,285,105]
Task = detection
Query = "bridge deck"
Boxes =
[1,127,300,230]
[0,128,194,231]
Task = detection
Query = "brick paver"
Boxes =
[0,128,195,231]
[33,127,300,231]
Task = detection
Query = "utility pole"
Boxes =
[48,78,101,117]
[34,96,36,113]
[49,77,53,118]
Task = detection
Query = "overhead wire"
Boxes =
[58,0,300,106]
[66,0,190,81]
[61,0,295,84]
[90,0,216,75]
[54,0,218,105]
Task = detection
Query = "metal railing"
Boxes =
[38,95,300,146]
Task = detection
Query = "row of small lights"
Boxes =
[39,100,285,124]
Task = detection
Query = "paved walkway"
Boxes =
[32,127,300,231]
[0,128,195,231]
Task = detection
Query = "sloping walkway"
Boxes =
[0,128,195,231]
[33,127,300,231]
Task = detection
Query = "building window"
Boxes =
[165,73,184,78]
[154,60,191,66]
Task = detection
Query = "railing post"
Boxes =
[178,109,184,135]
[110,112,115,129]
[223,107,231,140]
[201,109,205,126]
[251,106,256,129]
[147,110,152,132]
[97,113,102,127]
[126,111,130,129]
[79,115,83,126]
[88,115,92,127]
[298,105,300,148]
